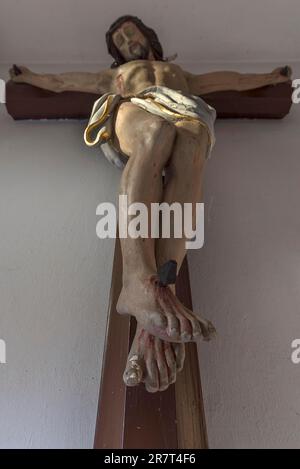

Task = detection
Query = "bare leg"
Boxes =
[114,101,177,283]
[112,102,186,390]
[114,105,217,389]
[114,102,214,343]
[156,121,207,271]
[155,121,216,339]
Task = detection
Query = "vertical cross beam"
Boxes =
[93,236,208,449]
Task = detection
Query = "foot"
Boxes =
[117,274,216,343]
[123,325,185,392]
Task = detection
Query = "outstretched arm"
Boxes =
[184,66,292,96]
[9,64,115,94]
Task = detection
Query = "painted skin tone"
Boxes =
[124,323,186,393]
[111,21,156,62]
[9,20,292,392]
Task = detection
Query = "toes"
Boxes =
[177,315,193,341]
[173,342,185,372]
[164,294,193,342]
[123,326,146,387]
[154,337,170,391]
[160,295,192,342]
[163,341,177,384]
[207,320,217,339]
[157,296,180,340]
[198,317,217,341]
[145,348,159,392]
[123,353,144,387]
[166,313,180,340]
[181,306,217,342]
[181,307,202,340]
[172,303,193,341]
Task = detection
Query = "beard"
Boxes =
[128,42,150,60]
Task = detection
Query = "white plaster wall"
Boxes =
[0,64,119,447]
[0,0,300,65]
[191,64,300,449]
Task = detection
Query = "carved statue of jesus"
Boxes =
[9,15,292,393]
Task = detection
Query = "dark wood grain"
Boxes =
[175,257,208,449]
[93,236,130,448]
[94,237,208,449]
[6,81,292,120]
[94,237,178,449]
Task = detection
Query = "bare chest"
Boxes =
[113,61,189,96]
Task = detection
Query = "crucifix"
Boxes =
[7,14,292,447]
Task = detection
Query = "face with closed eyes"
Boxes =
[112,20,152,61]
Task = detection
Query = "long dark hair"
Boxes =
[106,15,165,68]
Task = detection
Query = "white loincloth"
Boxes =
[84,85,217,170]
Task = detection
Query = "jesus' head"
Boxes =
[106,15,164,68]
